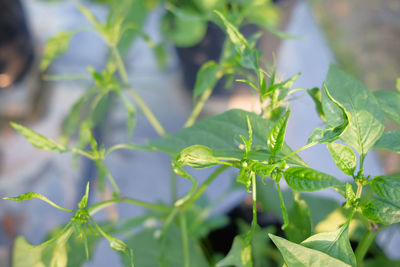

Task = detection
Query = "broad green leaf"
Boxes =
[322,65,385,157]
[217,234,252,267]
[150,109,306,166]
[177,145,219,168]
[268,234,351,267]
[11,122,67,153]
[284,167,342,192]
[374,131,400,153]
[327,143,357,175]
[193,61,221,100]
[40,31,74,71]
[301,224,356,267]
[307,85,349,145]
[370,176,400,207]
[374,90,400,125]
[4,192,73,212]
[268,110,291,160]
[161,12,206,47]
[123,226,208,267]
[307,87,325,121]
[361,200,400,225]
[284,195,312,243]
[13,227,72,267]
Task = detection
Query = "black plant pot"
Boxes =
[0,0,34,89]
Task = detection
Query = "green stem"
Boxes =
[182,165,228,210]
[355,229,379,266]
[251,172,257,232]
[280,143,314,162]
[171,166,177,203]
[71,148,96,160]
[184,88,213,128]
[107,171,122,197]
[127,88,166,137]
[180,212,190,267]
[184,70,224,128]
[88,198,173,215]
[112,45,166,137]
[276,181,289,230]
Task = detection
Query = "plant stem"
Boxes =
[184,70,224,128]
[112,46,166,137]
[180,212,190,267]
[88,197,173,215]
[184,87,213,128]
[355,229,379,266]
[280,143,314,162]
[182,165,228,210]
[251,172,257,231]
[276,181,289,230]
[171,167,177,203]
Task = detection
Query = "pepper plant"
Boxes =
[3,1,400,266]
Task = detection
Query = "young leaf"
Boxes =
[284,195,312,243]
[284,167,342,192]
[249,162,276,178]
[307,87,325,121]
[301,224,356,267]
[268,110,291,160]
[214,10,258,70]
[78,182,90,210]
[374,90,400,125]
[374,131,400,153]
[40,31,74,71]
[322,65,385,158]
[193,60,221,100]
[216,234,252,267]
[361,200,400,225]
[76,3,103,34]
[307,85,349,145]
[327,143,357,175]
[11,122,67,153]
[4,192,73,212]
[370,176,400,207]
[176,145,219,168]
[268,234,351,267]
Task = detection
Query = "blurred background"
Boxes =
[0,0,399,266]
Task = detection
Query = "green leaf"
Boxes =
[374,131,400,153]
[301,224,356,267]
[11,122,67,153]
[4,192,73,212]
[123,226,208,267]
[284,167,343,192]
[307,87,325,121]
[150,109,306,166]
[13,227,72,267]
[216,234,252,267]
[76,3,103,33]
[307,85,349,145]
[193,61,221,100]
[176,145,219,168]
[322,65,385,158]
[40,31,74,71]
[268,110,291,160]
[370,176,400,207]
[284,195,312,243]
[214,10,258,70]
[327,143,357,175]
[361,200,400,225]
[78,182,90,210]
[161,12,207,47]
[269,234,351,267]
[374,90,400,125]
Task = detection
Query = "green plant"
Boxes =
[3,1,400,267]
